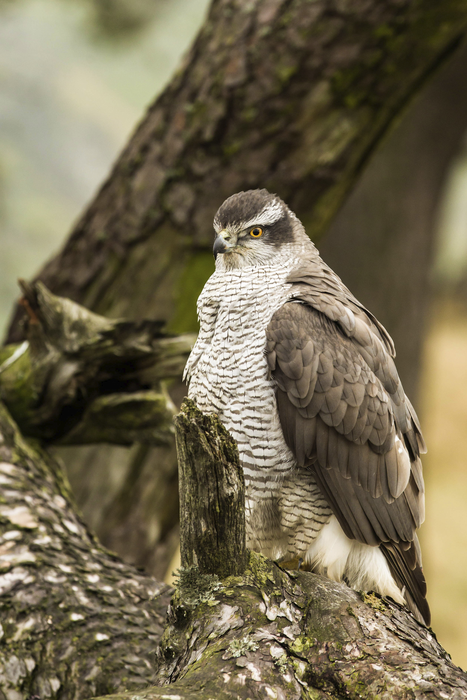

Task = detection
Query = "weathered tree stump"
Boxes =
[175,398,247,579]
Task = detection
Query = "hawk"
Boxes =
[184,189,430,625]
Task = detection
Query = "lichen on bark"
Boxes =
[0,401,172,700]
[98,550,467,700]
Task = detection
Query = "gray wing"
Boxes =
[286,259,427,457]
[266,300,430,625]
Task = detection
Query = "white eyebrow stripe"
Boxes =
[213,199,284,234]
[240,200,284,230]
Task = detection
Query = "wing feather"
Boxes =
[267,299,429,624]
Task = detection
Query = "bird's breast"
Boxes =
[188,260,298,477]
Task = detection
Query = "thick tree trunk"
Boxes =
[320,41,467,402]
[119,553,467,700]
[5,1,467,339]
[0,401,171,700]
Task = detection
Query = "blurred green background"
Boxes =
[1,0,467,669]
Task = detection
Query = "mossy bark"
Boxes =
[0,281,193,446]
[7,0,467,337]
[99,552,467,700]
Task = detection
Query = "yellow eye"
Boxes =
[250,227,263,238]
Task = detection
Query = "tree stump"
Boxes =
[175,398,247,579]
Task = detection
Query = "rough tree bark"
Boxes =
[5,0,467,580]
[0,402,172,699]
[175,400,247,578]
[7,0,467,334]
[320,40,467,402]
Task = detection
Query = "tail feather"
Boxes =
[381,537,430,626]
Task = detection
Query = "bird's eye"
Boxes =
[249,227,263,238]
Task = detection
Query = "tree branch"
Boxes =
[0,281,194,445]
[107,554,467,699]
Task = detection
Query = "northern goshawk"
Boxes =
[184,189,430,626]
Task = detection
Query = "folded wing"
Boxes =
[266,298,430,625]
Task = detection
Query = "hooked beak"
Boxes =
[213,230,235,259]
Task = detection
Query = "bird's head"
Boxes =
[212,189,308,269]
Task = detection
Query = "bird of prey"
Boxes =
[184,189,430,625]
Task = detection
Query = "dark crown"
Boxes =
[214,189,285,230]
